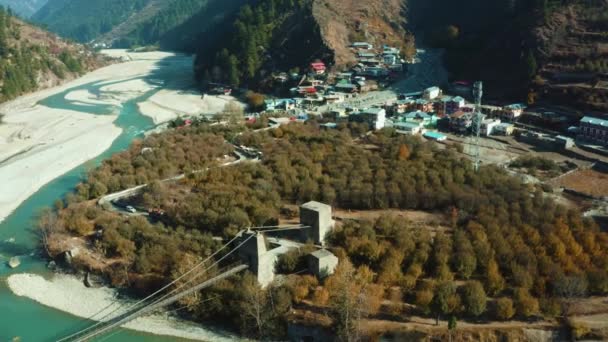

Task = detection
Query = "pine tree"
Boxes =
[525,50,538,79]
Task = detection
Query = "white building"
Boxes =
[423,86,441,100]
[349,108,386,130]
[394,121,424,135]
[352,42,373,50]
[480,118,501,136]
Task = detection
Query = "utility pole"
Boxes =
[473,81,483,172]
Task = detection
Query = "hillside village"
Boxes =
[203,39,608,158]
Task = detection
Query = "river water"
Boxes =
[0,59,194,341]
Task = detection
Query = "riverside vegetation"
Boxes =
[40,121,608,340]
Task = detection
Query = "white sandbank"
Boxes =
[7,273,242,341]
[0,50,232,223]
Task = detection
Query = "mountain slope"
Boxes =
[0,7,107,104]
[97,0,242,50]
[194,0,413,87]
[0,0,48,18]
[33,0,151,42]
[32,0,247,50]
[408,0,608,110]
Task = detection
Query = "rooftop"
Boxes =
[301,201,331,211]
[581,116,608,127]
[394,121,423,129]
[310,249,336,259]
[404,111,433,120]
[362,107,386,115]
[423,131,447,140]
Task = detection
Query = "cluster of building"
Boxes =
[263,42,407,111]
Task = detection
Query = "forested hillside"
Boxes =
[0,7,105,104]
[194,0,331,88]
[409,0,608,109]
[32,0,248,50]
[33,0,150,42]
[104,0,249,51]
[0,0,47,18]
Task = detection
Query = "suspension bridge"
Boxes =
[56,201,334,341]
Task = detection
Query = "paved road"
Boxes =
[98,148,258,215]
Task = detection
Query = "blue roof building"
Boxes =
[423,131,447,141]
[579,116,608,145]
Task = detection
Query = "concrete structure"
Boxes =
[450,111,473,134]
[352,42,373,50]
[402,111,437,128]
[415,99,434,113]
[435,96,464,116]
[237,232,276,286]
[394,121,424,135]
[494,123,515,136]
[579,116,608,145]
[310,62,326,75]
[307,249,339,279]
[383,54,397,66]
[265,99,296,111]
[349,108,386,130]
[480,118,501,136]
[300,201,334,246]
[423,86,441,100]
[555,135,575,149]
[393,99,415,114]
[500,104,524,122]
[448,96,465,115]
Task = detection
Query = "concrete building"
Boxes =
[415,99,434,113]
[450,111,473,134]
[352,42,373,50]
[579,116,608,145]
[423,86,441,100]
[500,104,524,122]
[555,135,575,149]
[349,108,386,130]
[394,121,424,135]
[308,249,339,279]
[480,118,501,136]
[300,201,334,246]
[393,99,415,114]
[494,123,515,136]
[265,99,296,111]
[402,111,437,128]
[448,96,465,115]
[383,54,397,66]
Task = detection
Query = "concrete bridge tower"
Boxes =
[299,201,334,246]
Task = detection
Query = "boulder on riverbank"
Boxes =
[8,256,20,269]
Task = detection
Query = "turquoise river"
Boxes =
[0,56,210,341]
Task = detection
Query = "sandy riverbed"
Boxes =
[6,273,242,341]
[0,50,236,223]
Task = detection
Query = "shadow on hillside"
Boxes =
[139,53,199,93]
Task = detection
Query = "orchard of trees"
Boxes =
[43,122,608,340]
